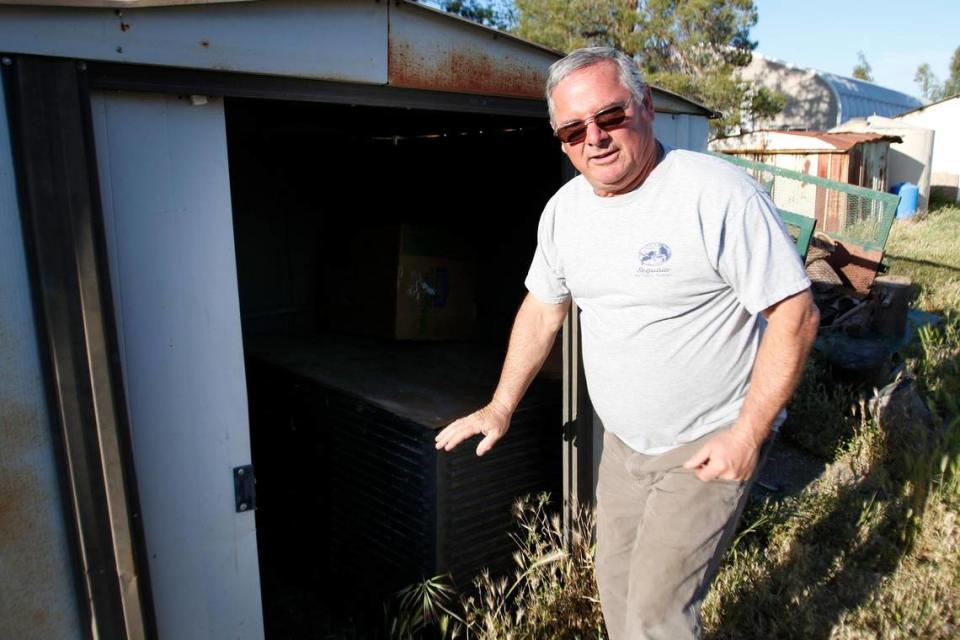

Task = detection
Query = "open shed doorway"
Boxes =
[224,96,567,636]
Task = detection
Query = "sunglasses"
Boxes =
[554,100,632,145]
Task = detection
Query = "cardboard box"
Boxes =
[326,225,477,340]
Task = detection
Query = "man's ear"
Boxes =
[642,85,656,122]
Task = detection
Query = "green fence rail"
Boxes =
[711,152,900,252]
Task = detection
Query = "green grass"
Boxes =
[884,205,960,314]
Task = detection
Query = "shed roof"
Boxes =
[775,131,902,151]
[0,0,716,117]
[818,72,923,122]
[710,130,901,154]
[894,92,960,118]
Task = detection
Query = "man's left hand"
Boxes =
[682,428,763,483]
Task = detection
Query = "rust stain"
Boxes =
[0,400,71,637]
[388,40,546,99]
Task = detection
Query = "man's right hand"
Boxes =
[434,399,512,457]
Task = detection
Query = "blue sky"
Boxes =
[752,0,959,99]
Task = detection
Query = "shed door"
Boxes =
[90,91,264,640]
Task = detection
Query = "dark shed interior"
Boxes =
[225,97,566,636]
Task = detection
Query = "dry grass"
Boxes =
[387,495,606,639]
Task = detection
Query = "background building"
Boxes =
[741,53,923,132]
[893,95,960,202]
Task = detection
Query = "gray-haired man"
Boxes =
[435,47,819,639]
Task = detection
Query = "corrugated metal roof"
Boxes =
[818,72,923,122]
[710,130,901,153]
[747,54,923,125]
[778,130,902,151]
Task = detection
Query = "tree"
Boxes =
[852,51,873,82]
[943,46,960,98]
[914,63,943,102]
[914,46,960,102]
[745,85,786,129]
[426,0,515,31]
[510,0,773,135]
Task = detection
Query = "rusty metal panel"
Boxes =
[861,141,889,192]
[0,0,389,84]
[0,66,84,640]
[388,0,555,99]
[777,130,899,151]
[1,0,251,6]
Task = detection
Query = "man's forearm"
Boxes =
[732,290,820,445]
[489,294,570,417]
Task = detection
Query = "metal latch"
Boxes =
[233,465,256,513]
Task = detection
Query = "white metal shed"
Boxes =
[0,2,715,639]
[894,95,960,203]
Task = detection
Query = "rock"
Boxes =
[869,376,938,474]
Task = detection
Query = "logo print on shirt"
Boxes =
[637,242,672,276]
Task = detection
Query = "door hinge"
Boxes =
[233,465,256,513]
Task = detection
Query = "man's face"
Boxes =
[550,61,657,197]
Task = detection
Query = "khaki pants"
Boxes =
[595,427,773,640]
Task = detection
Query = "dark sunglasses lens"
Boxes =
[557,123,588,144]
[596,107,627,128]
[556,106,627,144]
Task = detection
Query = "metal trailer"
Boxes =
[0,2,715,638]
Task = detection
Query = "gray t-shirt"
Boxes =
[525,147,811,454]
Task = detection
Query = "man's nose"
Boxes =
[584,120,609,145]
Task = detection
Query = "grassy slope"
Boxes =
[885,205,960,314]
[703,205,960,639]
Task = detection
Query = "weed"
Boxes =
[386,494,605,640]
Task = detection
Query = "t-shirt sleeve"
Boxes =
[524,198,571,304]
[718,190,812,314]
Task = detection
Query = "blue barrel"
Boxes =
[893,182,919,219]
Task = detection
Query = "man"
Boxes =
[434,47,819,639]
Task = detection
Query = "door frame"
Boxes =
[3,55,156,640]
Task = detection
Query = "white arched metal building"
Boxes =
[741,53,923,132]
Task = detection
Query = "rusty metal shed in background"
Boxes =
[710,130,904,292]
[710,130,902,193]
[710,130,901,236]
[0,2,715,640]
